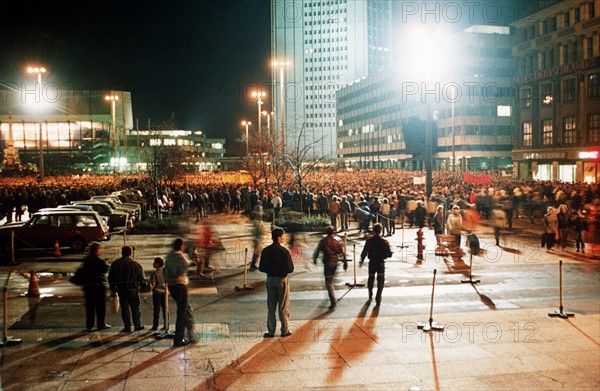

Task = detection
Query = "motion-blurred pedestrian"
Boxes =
[313,226,346,310]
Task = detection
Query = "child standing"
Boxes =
[149,257,169,331]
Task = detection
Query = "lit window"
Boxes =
[542,119,553,145]
[563,117,576,145]
[497,105,511,116]
[521,87,532,108]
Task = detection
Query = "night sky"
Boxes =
[0,0,271,155]
[0,0,538,156]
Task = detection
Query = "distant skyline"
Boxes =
[0,0,540,156]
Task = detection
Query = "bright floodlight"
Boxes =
[27,66,47,75]
[404,29,449,80]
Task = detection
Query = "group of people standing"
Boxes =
[542,205,589,253]
[75,238,196,347]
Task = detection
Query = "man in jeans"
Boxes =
[108,246,146,332]
[259,227,294,338]
[164,238,197,347]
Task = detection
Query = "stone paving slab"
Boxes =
[1,308,598,390]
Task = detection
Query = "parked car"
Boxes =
[70,201,129,231]
[0,210,110,253]
[40,205,111,228]
[113,190,146,213]
[91,196,141,221]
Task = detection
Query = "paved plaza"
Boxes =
[0,213,598,390]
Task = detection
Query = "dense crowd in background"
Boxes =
[0,169,599,227]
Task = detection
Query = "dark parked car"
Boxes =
[1,210,110,253]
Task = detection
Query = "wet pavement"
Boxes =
[0,213,599,390]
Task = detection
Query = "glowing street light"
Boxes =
[251,90,266,137]
[241,120,252,156]
[105,94,120,175]
[26,65,47,181]
[271,60,291,151]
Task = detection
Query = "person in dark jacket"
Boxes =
[81,242,111,332]
[572,211,589,253]
[259,227,294,338]
[557,204,571,251]
[108,246,147,332]
[414,201,427,229]
[360,223,392,307]
[313,226,345,310]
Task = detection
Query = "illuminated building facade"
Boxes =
[271,0,392,160]
[0,89,132,173]
[336,25,514,171]
[0,89,224,173]
[512,0,600,183]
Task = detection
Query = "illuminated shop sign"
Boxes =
[579,151,599,159]
[522,152,566,160]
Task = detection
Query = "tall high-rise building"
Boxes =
[271,0,392,159]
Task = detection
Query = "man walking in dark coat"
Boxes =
[360,223,392,307]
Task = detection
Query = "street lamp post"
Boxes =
[451,85,456,172]
[251,90,266,137]
[261,111,274,136]
[241,120,251,156]
[27,66,47,181]
[272,60,291,152]
[105,95,120,175]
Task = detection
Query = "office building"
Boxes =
[336,25,514,171]
[271,0,392,159]
[0,89,224,174]
[512,0,600,183]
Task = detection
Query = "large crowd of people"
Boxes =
[1,170,598,227]
[3,169,597,342]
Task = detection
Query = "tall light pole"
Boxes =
[262,110,274,136]
[251,90,266,137]
[27,66,47,181]
[272,60,291,152]
[451,85,456,172]
[241,120,251,156]
[105,94,120,175]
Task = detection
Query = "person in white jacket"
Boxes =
[491,204,507,246]
[446,205,463,249]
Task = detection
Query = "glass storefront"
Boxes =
[558,164,576,183]
[583,162,599,183]
[533,164,552,181]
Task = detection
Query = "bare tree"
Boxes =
[140,117,191,217]
[283,123,326,213]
